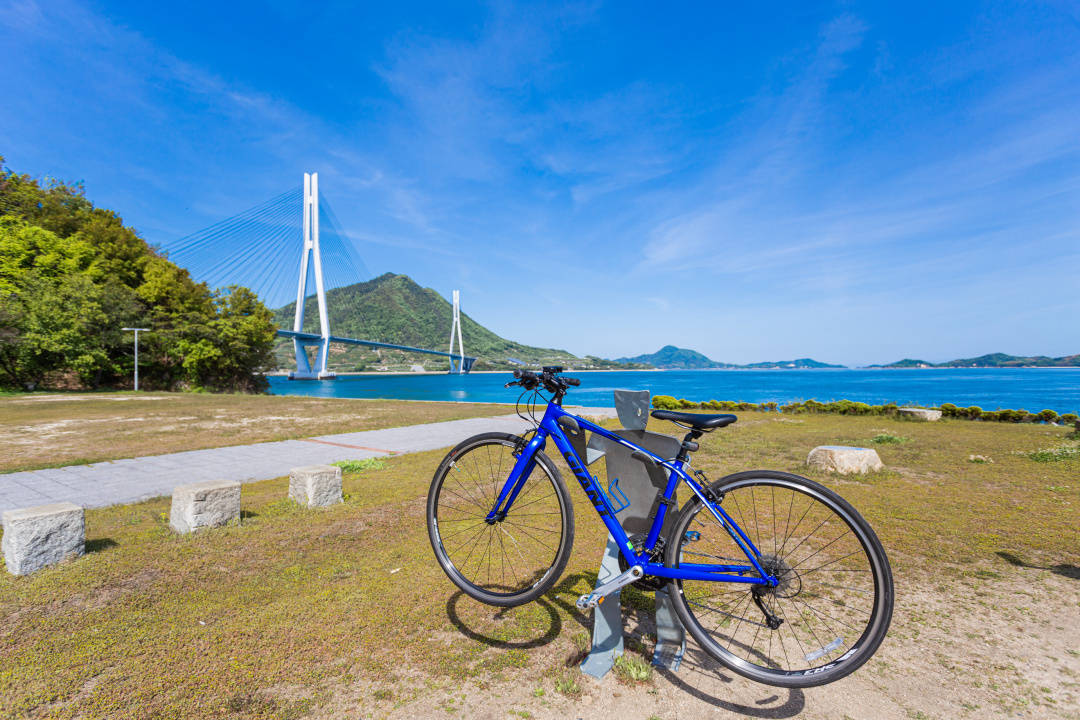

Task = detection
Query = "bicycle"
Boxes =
[426,367,893,687]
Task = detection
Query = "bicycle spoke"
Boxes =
[432,438,567,599]
[675,477,888,682]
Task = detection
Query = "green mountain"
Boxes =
[866,358,936,368]
[615,345,735,369]
[613,346,845,370]
[870,353,1080,368]
[743,358,846,369]
[937,352,1080,368]
[273,273,634,372]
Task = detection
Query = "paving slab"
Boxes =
[0,407,616,518]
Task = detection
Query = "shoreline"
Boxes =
[265,365,1080,377]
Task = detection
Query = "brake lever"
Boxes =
[504,381,520,389]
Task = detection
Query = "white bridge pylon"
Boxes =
[289,172,335,380]
[448,290,465,374]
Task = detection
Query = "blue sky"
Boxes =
[1,1,1078,365]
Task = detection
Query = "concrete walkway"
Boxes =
[0,408,616,518]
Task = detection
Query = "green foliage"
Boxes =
[613,653,653,683]
[553,670,581,696]
[0,159,275,391]
[651,395,679,410]
[1026,446,1080,463]
[1036,409,1058,423]
[871,433,907,445]
[649,392,1072,426]
[331,458,387,473]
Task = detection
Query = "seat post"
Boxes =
[676,430,702,462]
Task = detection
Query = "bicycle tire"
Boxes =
[427,432,575,607]
[665,470,893,687]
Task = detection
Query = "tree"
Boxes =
[0,157,278,391]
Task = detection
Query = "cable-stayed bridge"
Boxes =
[163,173,475,378]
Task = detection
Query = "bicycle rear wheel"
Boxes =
[665,471,893,687]
[427,432,574,607]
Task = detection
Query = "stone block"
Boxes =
[170,479,241,533]
[2,502,85,576]
[899,407,942,421]
[807,446,884,475]
[289,465,343,507]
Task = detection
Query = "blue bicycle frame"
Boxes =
[485,401,779,587]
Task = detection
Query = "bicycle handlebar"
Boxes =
[506,367,580,394]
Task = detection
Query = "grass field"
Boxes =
[1,411,1078,718]
[0,393,514,474]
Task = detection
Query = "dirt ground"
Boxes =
[343,567,1079,720]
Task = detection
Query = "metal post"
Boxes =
[580,534,627,678]
[122,327,149,391]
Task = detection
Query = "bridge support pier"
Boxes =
[289,172,336,381]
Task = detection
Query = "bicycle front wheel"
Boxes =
[427,432,574,607]
[665,471,893,687]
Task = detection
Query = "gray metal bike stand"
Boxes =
[580,534,687,678]
[579,534,626,678]
[579,389,687,679]
[653,586,687,671]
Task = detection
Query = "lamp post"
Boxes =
[122,327,149,391]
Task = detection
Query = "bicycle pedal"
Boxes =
[576,592,601,610]
[576,564,644,610]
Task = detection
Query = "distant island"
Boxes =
[867,353,1080,369]
[613,345,845,370]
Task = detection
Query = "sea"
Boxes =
[268,368,1080,415]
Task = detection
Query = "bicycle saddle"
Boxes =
[649,410,737,430]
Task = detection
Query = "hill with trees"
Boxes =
[273,274,639,372]
[613,346,845,369]
[0,157,276,391]
[869,353,1080,368]
[615,345,737,369]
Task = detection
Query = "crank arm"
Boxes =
[576,565,644,610]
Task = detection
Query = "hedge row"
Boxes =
[651,395,1080,426]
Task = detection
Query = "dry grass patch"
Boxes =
[0,392,511,473]
[0,412,1077,718]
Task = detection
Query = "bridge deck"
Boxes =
[276,329,476,365]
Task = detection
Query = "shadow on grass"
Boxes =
[240,510,259,520]
[445,591,563,650]
[997,551,1080,580]
[85,537,118,553]
[444,572,596,651]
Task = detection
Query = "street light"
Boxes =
[122,327,149,391]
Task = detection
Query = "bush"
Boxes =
[966,406,983,420]
[871,433,907,445]
[1060,413,1079,425]
[652,395,679,410]
[677,398,698,409]
[1037,409,1058,423]
[940,403,960,418]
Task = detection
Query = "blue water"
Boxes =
[268,368,1080,414]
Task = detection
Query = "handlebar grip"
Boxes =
[563,377,580,386]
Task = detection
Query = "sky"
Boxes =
[1,0,1078,366]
